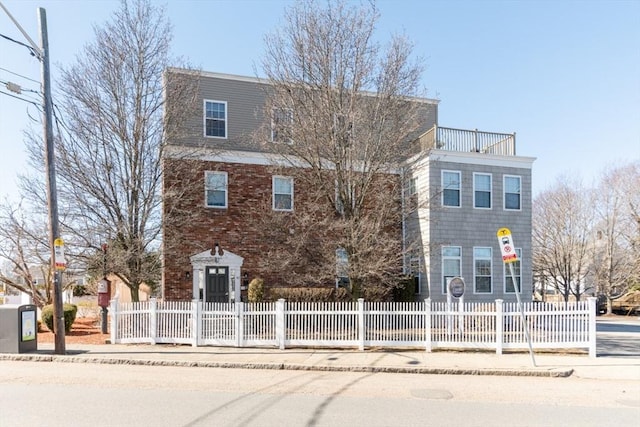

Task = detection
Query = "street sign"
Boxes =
[54,238,66,271]
[496,228,518,263]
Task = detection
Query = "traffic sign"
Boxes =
[497,228,518,263]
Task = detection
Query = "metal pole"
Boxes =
[509,262,535,366]
[39,7,65,354]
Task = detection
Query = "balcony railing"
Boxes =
[417,125,516,156]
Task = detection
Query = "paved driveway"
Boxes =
[597,317,640,357]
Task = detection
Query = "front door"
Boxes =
[205,266,228,302]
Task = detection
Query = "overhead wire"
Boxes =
[0,66,39,84]
[0,32,39,58]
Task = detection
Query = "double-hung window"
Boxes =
[442,246,461,293]
[205,171,227,208]
[474,173,492,209]
[473,247,492,293]
[504,248,522,293]
[336,247,349,287]
[271,108,293,143]
[504,175,521,210]
[272,176,294,211]
[204,100,227,138]
[442,171,461,207]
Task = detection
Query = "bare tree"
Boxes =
[255,0,431,298]
[533,177,594,302]
[20,0,199,301]
[592,161,640,313]
[0,201,77,308]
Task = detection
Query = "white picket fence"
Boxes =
[109,297,597,357]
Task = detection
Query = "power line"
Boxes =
[0,88,41,106]
[0,78,41,95]
[0,66,39,84]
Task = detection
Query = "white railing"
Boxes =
[109,298,597,357]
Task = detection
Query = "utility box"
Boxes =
[0,304,38,353]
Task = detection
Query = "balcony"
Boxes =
[417,125,516,156]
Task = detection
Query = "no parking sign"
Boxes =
[497,228,518,263]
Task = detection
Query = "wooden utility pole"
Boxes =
[39,7,65,354]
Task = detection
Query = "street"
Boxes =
[1,361,638,426]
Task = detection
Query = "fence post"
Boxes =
[587,297,597,358]
[495,299,504,355]
[236,302,244,348]
[109,297,118,344]
[276,299,285,350]
[191,299,199,347]
[358,298,365,351]
[149,298,157,344]
[425,298,432,352]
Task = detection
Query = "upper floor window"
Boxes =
[336,247,349,287]
[473,247,492,293]
[442,246,461,293]
[504,175,521,210]
[442,171,461,207]
[271,108,293,143]
[474,173,492,209]
[504,248,522,293]
[273,176,294,211]
[205,171,227,208]
[204,100,227,138]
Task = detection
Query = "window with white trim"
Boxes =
[442,246,461,293]
[473,247,492,293]
[204,100,227,138]
[504,175,521,210]
[272,176,294,211]
[410,254,421,294]
[271,107,293,143]
[336,247,349,287]
[474,173,492,209]
[442,171,461,207]
[504,248,522,293]
[205,171,227,208]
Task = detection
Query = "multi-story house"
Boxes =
[162,68,535,304]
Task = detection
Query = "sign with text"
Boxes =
[497,228,518,263]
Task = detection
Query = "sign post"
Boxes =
[497,228,536,367]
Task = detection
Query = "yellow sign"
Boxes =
[54,238,67,271]
[497,228,518,263]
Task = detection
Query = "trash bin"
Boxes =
[0,304,38,353]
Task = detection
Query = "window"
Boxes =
[442,171,461,207]
[504,175,521,210]
[205,171,227,208]
[336,247,349,287]
[474,247,492,293]
[406,177,417,196]
[474,173,492,209]
[271,108,293,143]
[504,248,522,293]
[409,254,421,294]
[272,176,294,211]
[204,100,227,138]
[442,246,461,293]
[335,181,355,215]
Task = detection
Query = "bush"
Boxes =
[41,303,77,333]
[248,278,265,302]
[393,276,416,302]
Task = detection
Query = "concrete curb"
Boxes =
[0,353,574,378]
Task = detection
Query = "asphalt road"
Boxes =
[1,360,639,427]
[596,317,640,357]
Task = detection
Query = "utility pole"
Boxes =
[39,7,65,355]
[0,3,65,353]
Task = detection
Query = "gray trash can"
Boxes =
[0,304,38,353]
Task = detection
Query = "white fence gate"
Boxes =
[110,298,597,357]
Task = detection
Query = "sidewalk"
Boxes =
[3,343,639,381]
